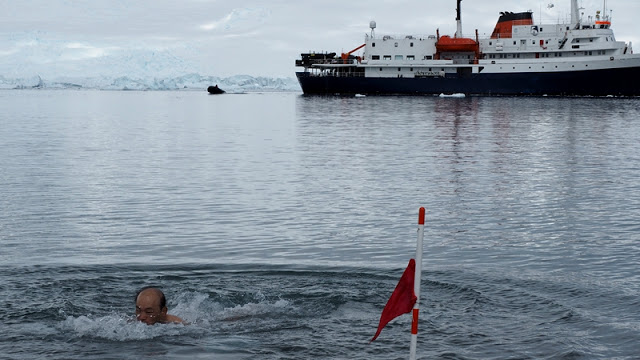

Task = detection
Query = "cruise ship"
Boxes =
[295,0,640,96]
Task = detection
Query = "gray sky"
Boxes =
[1,0,637,79]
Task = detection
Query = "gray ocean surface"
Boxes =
[1,90,639,359]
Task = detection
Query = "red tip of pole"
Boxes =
[418,207,425,225]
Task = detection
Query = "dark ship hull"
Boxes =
[296,66,640,96]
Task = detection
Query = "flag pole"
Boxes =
[409,207,425,360]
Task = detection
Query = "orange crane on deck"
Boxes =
[341,44,365,63]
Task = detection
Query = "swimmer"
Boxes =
[135,287,184,325]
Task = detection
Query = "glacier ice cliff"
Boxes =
[0,74,301,92]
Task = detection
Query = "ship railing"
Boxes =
[304,71,365,78]
[296,58,349,66]
[367,34,436,41]
[368,32,522,41]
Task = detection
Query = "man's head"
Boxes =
[135,287,168,325]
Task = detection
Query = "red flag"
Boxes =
[370,258,417,342]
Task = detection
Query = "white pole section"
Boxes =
[409,207,425,360]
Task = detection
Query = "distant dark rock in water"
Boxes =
[207,85,225,94]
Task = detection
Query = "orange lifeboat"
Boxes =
[436,36,479,53]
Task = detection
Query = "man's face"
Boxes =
[135,291,164,325]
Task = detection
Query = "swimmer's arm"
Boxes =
[166,314,186,324]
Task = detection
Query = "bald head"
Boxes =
[135,287,168,325]
[136,287,166,307]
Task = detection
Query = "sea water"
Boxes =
[0,90,639,359]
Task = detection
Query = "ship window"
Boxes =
[398,67,401,71]
[513,41,517,45]
[428,68,432,71]
[546,40,549,44]
[410,68,413,71]
[372,55,380,60]
[532,40,536,45]
[383,55,392,60]
[372,43,376,47]
[380,68,383,71]
[394,42,398,47]
[540,28,543,31]
[395,55,403,60]
[410,42,414,47]
[489,41,492,45]
[407,55,415,60]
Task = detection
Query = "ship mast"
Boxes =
[455,0,463,37]
[571,0,580,27]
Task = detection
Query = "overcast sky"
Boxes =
[1,0,638,79]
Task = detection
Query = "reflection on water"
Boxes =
[295,95,640,278]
